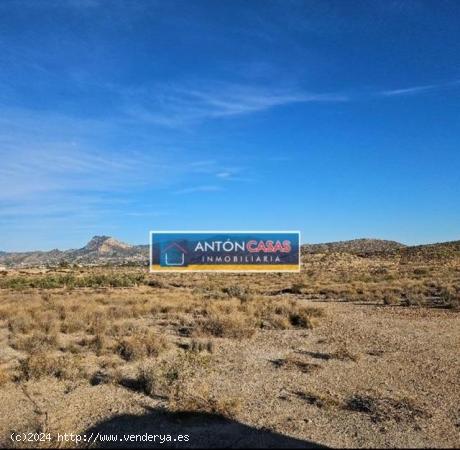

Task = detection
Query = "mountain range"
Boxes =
[0,236,148,267]
[0,235,459,268]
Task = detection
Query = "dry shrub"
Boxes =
[8,316,34,334]
[440,286,460,309]
[143,331,170,356]
[222,285,252,302]
[61,314,86,334]
[137,352,211,398]
[32,311,59,334]
[146,279,167,289]
[80,333,107,356]
[117,331,169,361]
[19,352,83,381]
[137,364,159,396]
[188,339,214,353]
[10,331,59,353]
[98,355,122,369]
[40,291,52,302]
[289,283,307,294]
[88,311,107,335]
[169,384,241,419]
[252,298,323,330]
[162,352,240,418]
[383,293,399,305]
[0,366,11,386]
[192,297,324,337]
[106,304,129,320]
[197,311,256,339]
[401,292,425,307]
[288,309,316,329]
[117,337,147,361]
[109,321,142,338]
[264,315,290,330]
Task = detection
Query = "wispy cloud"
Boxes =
[120,81,349,127]
[216,172,232,179]
[174,185,223,195]
[0,105,243,201]
[0,143,172,201]
[380,80,460,97]
[112,77,460,127]
[0,105,241,243]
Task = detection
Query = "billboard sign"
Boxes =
[150,231,300,272]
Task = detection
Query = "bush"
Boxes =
[188,339,214,353]
[222,285,252,302]
[197,312,256,339]
[383,293,399,305]
[19,353,82,380]
[440,287,460,309]
[290,283,307,294]
[8,316,34,334]
[117,336,147,361]
[137,352,211,399]
[137,364,159,396]
[117,331,169,361]
[289,309,315,328]
[146,279,166,288]
[10,331,59,353]
[254,299,323,330]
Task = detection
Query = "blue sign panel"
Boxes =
[150,231,300,272]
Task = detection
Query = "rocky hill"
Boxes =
[0,236,148,267]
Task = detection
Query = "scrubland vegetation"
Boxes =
[0,250,458,447]
[0,273,323,421]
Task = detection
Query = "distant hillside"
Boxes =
[399,240,460,263]
[1,236,459,268]
[0,236,148,267]
[301,238,406,256]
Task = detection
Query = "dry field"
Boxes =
[0,252,459,448]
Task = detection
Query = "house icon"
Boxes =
[161,241,188,266]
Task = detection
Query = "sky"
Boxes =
[0,0,459,251]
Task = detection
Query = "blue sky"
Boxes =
[1,0,459,251]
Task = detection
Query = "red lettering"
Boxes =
[282,240,291,252]
[246,239,292,253]
[246,240,258,253]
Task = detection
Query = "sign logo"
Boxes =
[150,231,300,272]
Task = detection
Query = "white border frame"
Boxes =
[149,230,301,273]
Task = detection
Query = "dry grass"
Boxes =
[0,257,456,393]
[0,254,457,442]
[0,272,326,421]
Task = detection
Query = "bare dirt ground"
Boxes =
[0,278,458,448]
